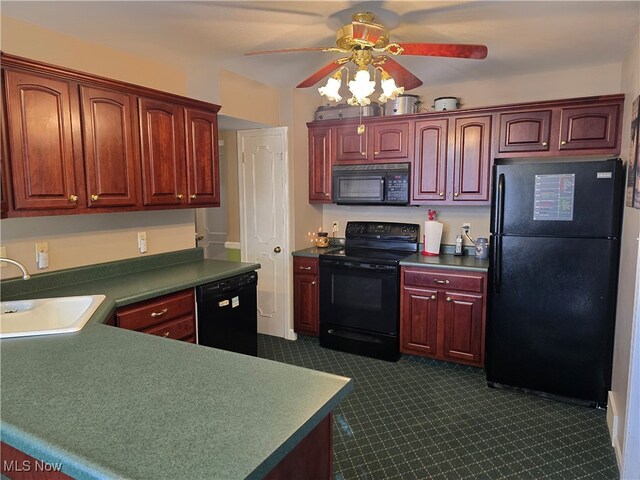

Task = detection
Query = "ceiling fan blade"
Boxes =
[245,47,332,56]
[296,59,347,88]
[375,57,423,90]
[397,43,488,59]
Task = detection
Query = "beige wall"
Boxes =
[320,61,623,244]
[219,69,280,126]
[611,27,640,476]
[221,130,241,243]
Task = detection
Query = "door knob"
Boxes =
[273,246,282,254]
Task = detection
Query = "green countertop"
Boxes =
[0,249,353,479]
[291,246,341,257]
[400,253,489,272]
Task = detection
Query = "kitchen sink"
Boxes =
[0,295,106,339]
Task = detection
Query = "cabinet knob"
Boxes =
[163,332,170,338]
[311,281,316,285]
[433,279,450,284]
[190,194,197,199]
[374,151,379,155]
[561,140,567,145]
[91,194,99,201]
[151,308,168,318]
[68,194,78,202]
[430,294,436,300]
[446,297,452,302]
[361,152,367,156]
[439,192,444,197]
[325,193,330,197]
[542,141,548,146]
[454,192,460,197]
[176,194,184,200]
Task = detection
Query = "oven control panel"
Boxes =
[345,222,419,242]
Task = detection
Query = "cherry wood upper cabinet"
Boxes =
[80,85,141,208]
[139,97,187,207]
[371,121,411,161]
[497,110,552,154]
[308,126,332,203]
[335,124,367,162]
[452,115,491,202]
[3,69,83,211]
[185,107,220,206]
[412,118,448,203]
[334,120,410,164]
[558,104,621,152]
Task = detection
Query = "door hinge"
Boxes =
[242,152,246,164]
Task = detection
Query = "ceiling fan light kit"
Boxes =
[246,11,487,111]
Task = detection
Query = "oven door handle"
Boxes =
[320,261,397,273]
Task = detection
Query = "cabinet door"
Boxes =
[412,119,448,203]
[497,110,552,153]
[372,121,410,160]
[185,107,220,206]
[452,115,491,202]
[80,85,141,208]
[558,104,621,151]
[3,70,82,210]
[442,291,484,365]
[335,124,367,162]
[293,273,319,336]
[400,286,439,356]
[139,97,186,206]
[308,126,332,203]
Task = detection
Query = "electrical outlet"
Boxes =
[137,232,148,254]
[462,222,471,234]
[332,222,339,233]
[34,242,49,269]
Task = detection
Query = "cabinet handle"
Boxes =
[374,151,379,155]
[176,194,184,200]
[439,192,444,197]
[361,151,367,156]
[454,192,460,197]
[325,193,330,197]
[312,281,316,285]
[561,140,567,145]
[190,194,197,199]
[433,279,450,284]
[542,141,548,146]
[151,308,168,318]
[68,194,78,202]
[430,294,436,300]
[91,194,99,201]
[162,332,170,338]
[446,297,452,302]
[299,266,312,270]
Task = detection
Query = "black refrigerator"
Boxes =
[486,158,624,408]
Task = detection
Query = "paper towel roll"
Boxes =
[424,221,443,256]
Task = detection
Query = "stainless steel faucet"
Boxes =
[0,257,31,280]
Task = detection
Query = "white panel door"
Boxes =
[238,128,290,338]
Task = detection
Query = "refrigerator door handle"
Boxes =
[493,235,502,294]
[494,173,505,235]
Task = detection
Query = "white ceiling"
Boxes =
[2,1,639,91]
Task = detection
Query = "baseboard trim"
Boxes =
[607,391,623,469]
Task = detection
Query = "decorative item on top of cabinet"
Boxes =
[334,120,411,164]
[1,52,221,217]
[400,267,486,367]
[116,289,196,343]
[293,257,319,336]
[308,126,332,203]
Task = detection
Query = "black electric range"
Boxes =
[318,221,420,361]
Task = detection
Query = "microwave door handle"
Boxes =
[381,178,385,201]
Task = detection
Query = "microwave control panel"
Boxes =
[386,174,409,203]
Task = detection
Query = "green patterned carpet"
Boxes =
[258,334,618,480]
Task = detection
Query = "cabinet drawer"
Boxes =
[403,268,484,293]
[144,315,195,341]
[293,257,319,275]
[117,289,194,331]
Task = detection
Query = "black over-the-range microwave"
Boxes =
[332,163,410,205]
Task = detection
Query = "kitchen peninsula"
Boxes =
[0,249,352,479]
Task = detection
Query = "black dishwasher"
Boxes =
[196,271,258,356]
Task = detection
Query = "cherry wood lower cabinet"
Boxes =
[116,289,196,343]
[400,267,487,367]
[293,257,319,336]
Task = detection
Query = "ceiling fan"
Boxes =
[245,12,488,106]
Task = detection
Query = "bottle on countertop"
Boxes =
[454,235,464,256]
